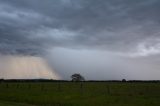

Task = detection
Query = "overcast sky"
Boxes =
[0,0,160,80]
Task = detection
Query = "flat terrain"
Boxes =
[0,82,160,106]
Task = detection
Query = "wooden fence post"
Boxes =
[6,83,8,88]
[28,84,31,89]
[58,82,61,92]
[17,84,19,88]
[107,85,110,95]
[41,84,44,91]
[80,82,84,93]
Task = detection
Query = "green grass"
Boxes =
[0,82,160,106]
[0,100,35,106]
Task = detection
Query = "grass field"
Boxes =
[0,82,160,106]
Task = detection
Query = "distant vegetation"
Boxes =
[71,73,85,81]
[0,81,160,106]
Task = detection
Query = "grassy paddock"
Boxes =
[0,82,160,106]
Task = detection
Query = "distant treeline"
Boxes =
[1,79,160,83]
[0,79,68,82]
[87,80,160,83]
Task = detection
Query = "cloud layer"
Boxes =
[1,0,160,79]
[0,0,160,56]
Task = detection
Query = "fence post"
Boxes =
[41,84,44,91]
[6,83,9,88]
[17,84,19,88]
[28,84,31,89]
[58,82,61,92]
[107,85,110,95]
[80,82,84,93]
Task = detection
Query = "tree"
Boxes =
[71,73,85,81]
[122,79,126,82]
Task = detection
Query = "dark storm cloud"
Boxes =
[0,0,160,55]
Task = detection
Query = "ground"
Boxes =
[0,82,160,106]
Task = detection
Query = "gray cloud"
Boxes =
[1,0,160,79]
[0,0,160,55]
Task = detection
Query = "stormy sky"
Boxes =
[0,0,160,80]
